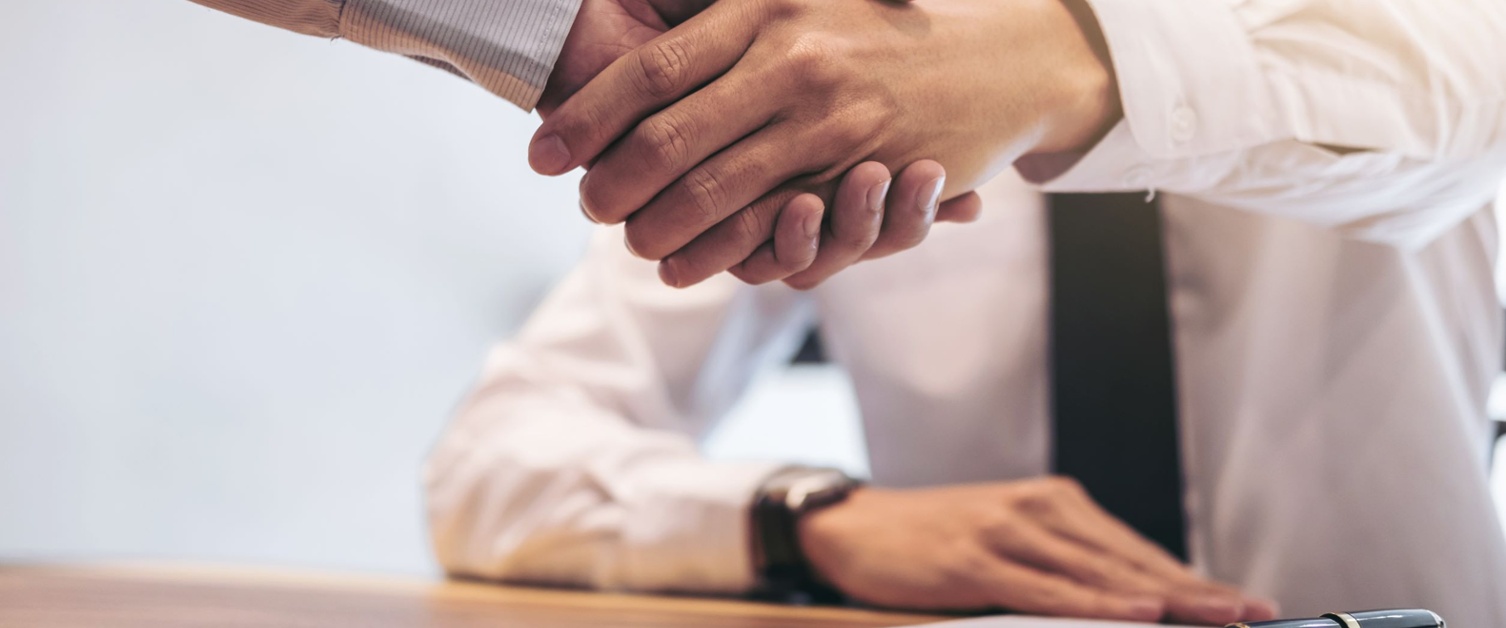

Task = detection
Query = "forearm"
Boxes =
[424,367,778,592]
[423,228,811,592]
[1026,0,1506,246]
[187,0,582,109]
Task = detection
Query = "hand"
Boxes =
[530,0,1110,287]
[537,0,982,287]
[797,478,1280,625]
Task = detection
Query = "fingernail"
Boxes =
[917,176,944,214]
[802,207,823,241]
[866,179,892,215]
[579,171,606,223]
[530,133,572,174]
[623,228,647,259]
[579,198,599,224]
[657,257,680,288]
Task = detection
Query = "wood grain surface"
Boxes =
[0,564,950,628]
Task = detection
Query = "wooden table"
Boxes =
[0,564,949,628]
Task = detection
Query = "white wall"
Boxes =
[1,0,1502,579]
[0,0,594,574]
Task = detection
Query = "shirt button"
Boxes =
[1170,106,1198,145]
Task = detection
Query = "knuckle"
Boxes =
[636,39,693,99]
[979,514,1023,542]
[680,169,727,227]
[1016,491,1060,516]
[734,205,771,246]
[826,99,891,150]
[639,114,692,173]
[785,35,843,87]
[573,100,613,141]
[759,0,806,18]
[824,112,873,149]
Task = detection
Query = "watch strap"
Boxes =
[750,467,861,602]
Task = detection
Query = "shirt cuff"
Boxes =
[1081,0,1276,160]
[616,458,784,594]
[1028,119,1230,193]
[339,0,583,110]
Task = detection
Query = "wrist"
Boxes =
[749,467,861,599]
[1029,0,1122,155]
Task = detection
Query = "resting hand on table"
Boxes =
[537,0,982,288]
[798,478,1281,625]
[531,0,1117,288]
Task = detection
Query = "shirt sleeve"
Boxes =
[187,0,582,110]
[1030,0,1506,248]
[423,227,812,593]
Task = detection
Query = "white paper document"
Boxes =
[898,616,1201,628]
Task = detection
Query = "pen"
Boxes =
[1227,609,1444,628]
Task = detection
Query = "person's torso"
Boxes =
[809,171,1506,624]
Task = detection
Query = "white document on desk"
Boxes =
[899,616,1198,628]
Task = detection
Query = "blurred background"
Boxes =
[0,1,1502,577]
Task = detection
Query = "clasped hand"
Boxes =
[531,0,1119,288]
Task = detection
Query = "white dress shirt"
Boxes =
[426,175,1506,623]
[187,0,581,109]
[424,1,1506,621]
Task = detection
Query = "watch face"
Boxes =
[783,470,856,512]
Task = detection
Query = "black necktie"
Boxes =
[1048,192,1188,561]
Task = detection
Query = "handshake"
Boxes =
[527,0,1121,288]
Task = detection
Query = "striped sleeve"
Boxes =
[188,0,583,110]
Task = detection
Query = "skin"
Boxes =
[536,0,982,288]
[531,0,1116,288]
[537,2,1278,622]
[798,478,1282,625]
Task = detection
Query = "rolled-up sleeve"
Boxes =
[425,228,813,593]
[188,0,582,110]
[1032,0,1506,248]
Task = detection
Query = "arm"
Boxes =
[187,0,583,110]
[1025,0,1506,248]
[537,0,1506,265]
[423,227,810,592]
[187,0,981,286]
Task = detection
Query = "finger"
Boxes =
[727,194,824,285]
[936,191,983,223]
[622,124,814,259]
[1243,597,1281,622]
[578,62,780,224]
[861,160,944,261]
[1037,486,1259,623]
[657,190,794,289]
[986,518,1254,625]
[781,162,891,290]
[1038,480,1199,582]
[985,519,1160,594]
[981,558,1165,622]
[528,2,760,176]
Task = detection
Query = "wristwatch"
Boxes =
[750,466,863,601]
